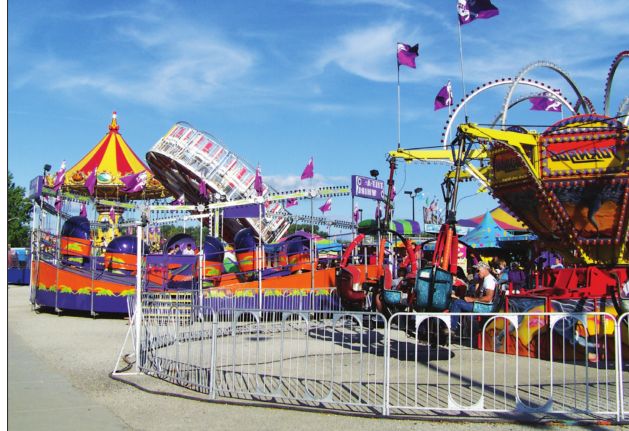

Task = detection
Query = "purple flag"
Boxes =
[54,195,62,213]
[53,161,66,192]
[286,198,298,208]
[300,157,314,180]
[120,171,147,193]
[397,43,419,69]
[529,96,562,112]
[353,204,360,223]
[85,168,97,196]
[254,166,264,196]
[79,203,87,218]
[375,202,382,220]
[199,180,209,198]
[434,81,453,110]
[319,198,332,214]
[109,206,116,224]
[457,0,499,25]
[171,194,185,205]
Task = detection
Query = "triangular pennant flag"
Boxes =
[54,195,62,213]
[53,160,66,192]
[171,194,185,205]
[301,157,314,180]
[375,202,382,220]
[120,171,147,193]
[254,166,264,196]
[85,168,97,196]
[319,198,332,214]
[434,81,453,110]
[199,180,209,198]
[353,204,360,223]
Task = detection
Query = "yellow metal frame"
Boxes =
[389,123,629,265]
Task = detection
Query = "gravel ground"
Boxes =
[8,284,617,430]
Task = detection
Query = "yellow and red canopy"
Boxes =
[64,112,166,199]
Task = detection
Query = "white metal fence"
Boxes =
[123,296,629,422]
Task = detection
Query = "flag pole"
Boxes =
[457,21,468,120]
[397,64,401,149]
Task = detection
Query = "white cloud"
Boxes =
[310,0,413,9]
[548,0,629,36]
[266,174,347,190]
[314,21,451,83]
[315,21,404,82]
[13,5,255,109]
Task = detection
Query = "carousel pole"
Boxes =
[258,201,263,311]
[54,196,63,313]
[198,215,203,315]
[90,202,97,317]
[134,221,143,373]
[310,193,315,295]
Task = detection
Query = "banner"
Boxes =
[351,175,385,201]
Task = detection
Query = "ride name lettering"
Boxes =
[356,185,381,198]
[549,147,617,164]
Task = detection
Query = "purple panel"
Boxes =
[56,292,92,312]
[8,268,29,285]
[93,295,129,313]
[29,175,43,199]
[224,204,264,219]
[35,290,56,308]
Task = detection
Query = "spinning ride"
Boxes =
[146,122,291,243]
[384,51,628,359]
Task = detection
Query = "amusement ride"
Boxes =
[27,52,628,362]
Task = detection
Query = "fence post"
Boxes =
[209,311,218,399]
[383,313,391,416]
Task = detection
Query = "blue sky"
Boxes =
[7,0,629,227]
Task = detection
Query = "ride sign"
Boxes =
[351,175,385,201]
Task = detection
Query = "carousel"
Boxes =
[30,112,170,314]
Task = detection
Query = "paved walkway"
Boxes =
[8,329,131,430]
[9,285,615,430]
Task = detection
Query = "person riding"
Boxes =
[448,261,496,333]
[182,243,195,255]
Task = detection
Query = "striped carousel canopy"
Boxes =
[358,219,421,235]
[64,112,166,199]
[457,205,527,231]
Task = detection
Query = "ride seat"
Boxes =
[472,287,505,313]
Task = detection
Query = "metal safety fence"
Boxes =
[126,296,629,422]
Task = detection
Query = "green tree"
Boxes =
[8,172,33,247]
[286,223,328,238]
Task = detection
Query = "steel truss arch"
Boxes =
[618,96,629,126]
[442,78,574,147]
[603,51,629,116]
[500,61,591,128]
[490,91,567,127]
